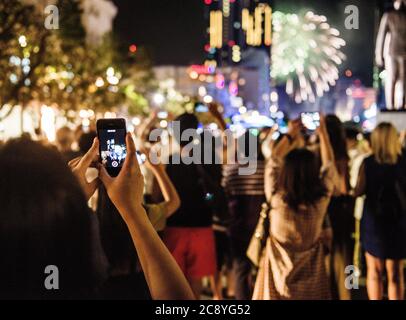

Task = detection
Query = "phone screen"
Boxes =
[157,111,168,119]
[272,131,281,141]
[97,119,127,177]
[301,112,320,131]
[195,103,208,113]
[136,151,146,164]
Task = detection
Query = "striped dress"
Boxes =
[253,158,335,300]
[222,160,266,299]
[222,161,265,196]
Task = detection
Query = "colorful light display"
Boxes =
[271,11,346,103]
[210,10,223,49]
[242,3,272,46]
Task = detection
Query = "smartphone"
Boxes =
[272,131,281,141]
[136,151,146,165]
[195,103,209,113]
[157,111,168,119]
[301,112,320,132]
[97,118,127,177]
[249,128,260,137]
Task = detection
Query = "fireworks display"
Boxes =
[271,11,346,104]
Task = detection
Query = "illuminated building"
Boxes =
[205,0,273,65]
[204,0,273,113]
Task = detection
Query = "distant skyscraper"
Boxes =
[203,0,273,113]
[204,0,272,66]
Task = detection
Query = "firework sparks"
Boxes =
[271,11,346,103]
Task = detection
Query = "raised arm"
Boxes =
[144,157,180,217]
[207,102,236,165]
[208,102,227,131]
[98,134,194,300]
[264,120,302,201]
[272,119,302,160]
[137,111,159,145]
[318,116,335,168]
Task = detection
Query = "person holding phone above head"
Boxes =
[96,133,190,300]
[94,120,182,299]
[301,112,321,133]
[0,134,194,300]
[253,117,337,300]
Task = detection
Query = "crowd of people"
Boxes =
[0,103,405,300]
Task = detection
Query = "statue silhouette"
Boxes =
[375,0,406,110]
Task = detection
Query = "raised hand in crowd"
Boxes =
[141,146,181,217]
[76,133,194,300]
[68,139,99,201]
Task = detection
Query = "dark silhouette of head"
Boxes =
[0,138,101,299]
[173,113,199,147]
[345,127,359,142]
[325,115,349,162]
[277,148,327,210]
[345,126,360,150]
[78,130,97,154]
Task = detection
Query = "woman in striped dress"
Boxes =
[253,117,337,300]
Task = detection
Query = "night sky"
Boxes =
[112,0,389,86]
[112,0,207,65]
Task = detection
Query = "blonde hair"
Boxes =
[371,122,402,164]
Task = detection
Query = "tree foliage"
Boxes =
[0,0,155,120]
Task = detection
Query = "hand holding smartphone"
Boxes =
[97,118,127,177]
[301,112,320,132]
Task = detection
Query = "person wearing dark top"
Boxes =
[164,113,217,299]
[166,157,212,227]
[325,115,355,300]
[354,122,406,300]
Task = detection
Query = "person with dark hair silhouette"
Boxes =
[0,135,194,300]
[325,115,354,300]
[254,117,337,300]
